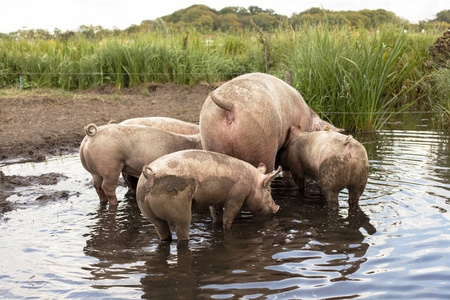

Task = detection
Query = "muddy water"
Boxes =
[1,119,450,299]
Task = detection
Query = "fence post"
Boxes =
[285,70,292,86]
[264,38,270,73]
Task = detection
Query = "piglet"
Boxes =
[136,149,282,242]
[278,127,369,209]
[79,123,201,205]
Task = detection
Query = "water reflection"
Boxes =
[1,116,450,299]
[82,198,154,283]
[137,176,375,299]
[79,173,377,299]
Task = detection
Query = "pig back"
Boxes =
[146,150,257,204]
[120,117,200,135]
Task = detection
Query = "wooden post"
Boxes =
[264,38,271,73]
[250,19,271,73]
[182,33,189,50]
[285,70,292,86]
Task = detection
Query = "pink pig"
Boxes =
[79,123,201,205]
[136,149,282,242]
[277,127,369,209]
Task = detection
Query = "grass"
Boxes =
[0,24,448,132]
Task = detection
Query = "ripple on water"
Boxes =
[1,127,450,299]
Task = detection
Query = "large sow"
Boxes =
[199,72,341,172]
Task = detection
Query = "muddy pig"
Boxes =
[120,117,199,135]
[79,124,201,205]
[136,149,282,242]
[199,72,342,172]
[277,127,369,209]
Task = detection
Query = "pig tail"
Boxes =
[84,124,98,136]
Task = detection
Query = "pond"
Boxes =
[1,114,449,299]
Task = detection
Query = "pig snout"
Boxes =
[272,204,280,213]
[261,202,279,215]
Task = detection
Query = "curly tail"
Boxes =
[84,124,98,136]
[142,165,155,192]
[209,91,234,111]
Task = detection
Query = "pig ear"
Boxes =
[257,163,267,174]
[142,165,155,191]
[312,119,321,131]
[262,166,282,188]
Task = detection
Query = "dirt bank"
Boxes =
[0,82,218,162]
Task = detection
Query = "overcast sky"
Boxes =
[0,0,448,33]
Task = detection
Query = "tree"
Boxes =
[435,10,450,23]
[195,15,214,31]
[220,6,248,16]
[249,6,263,15]
[218,13,241,31]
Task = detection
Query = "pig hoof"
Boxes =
[161,236,173,243]
[327,204,339,211]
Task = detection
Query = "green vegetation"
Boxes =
[1,6,449,132]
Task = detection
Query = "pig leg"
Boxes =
[320,174,340,209]
[174,197,193,242]
[291,172,305,192]
[123,172,139,191]
[139,201,172,242]
[322,189,340,210]
[320,158,350,209]
[101,173,120,205]
[152,217,173,242]
[92,175,108,203]
[222,203,242,229]
[222,189,246,228]
[348,186,364,207]
[175,217,192,242]
[209,205,223,223]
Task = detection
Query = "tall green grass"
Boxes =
[275,25,429,131]
[0,31,264,89]
[0,25,447,131]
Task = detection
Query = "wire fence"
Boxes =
[2,72,448,117]
[3,72,245,75]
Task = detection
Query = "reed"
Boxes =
[428,67,450,124]
[278,25,421,132]
[0,25,446,131]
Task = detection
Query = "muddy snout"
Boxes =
[272,204,280,213]
[261,203,279,215]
